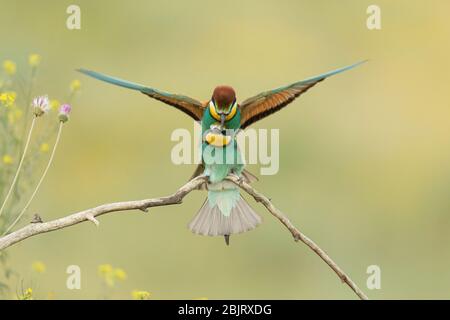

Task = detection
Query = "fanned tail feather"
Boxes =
[188,196,261,237]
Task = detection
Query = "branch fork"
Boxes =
[86,214,99,227]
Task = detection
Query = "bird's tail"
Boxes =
[188,184,262,244]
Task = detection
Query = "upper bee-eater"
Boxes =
[78,61,364,245]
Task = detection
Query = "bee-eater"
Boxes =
[78,61,364,245]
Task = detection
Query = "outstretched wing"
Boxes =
[239,61,366,129]
[77,69,205,120]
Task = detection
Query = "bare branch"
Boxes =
[0,175,207,251]
[0,174,368,300]
[226,175,369,300]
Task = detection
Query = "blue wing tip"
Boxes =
[75,68,146,91]
[351,59,369,68]
[335,59,368,73]
[76,68,97,77]
[324,59,368,76]
[303,60,368,83]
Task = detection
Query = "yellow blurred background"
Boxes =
[1,0,450,299]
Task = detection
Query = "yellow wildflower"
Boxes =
[32,261,46,273]
[98,264,113,276]
[18,288,33,300]
[0,91,17,107]
[50,99,60,111]
[132,290,151,300]
[29,54,41,67]
[40,143,50,153]
[2,155,13,165]
[98,264,115,287]
[70,79,81,92]
[3,60,16,75]
[114,268,127,281]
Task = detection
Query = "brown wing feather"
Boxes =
[142,92,205,120]
[239,80,323,129]
[239,62,366,129]
[77,68,205,121]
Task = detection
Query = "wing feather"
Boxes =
[239,61,366,129]
[77,69,205,120]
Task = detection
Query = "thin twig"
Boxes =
[3,122,64,235]
[0,174,368,300]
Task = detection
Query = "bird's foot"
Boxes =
[198,172,212,185]
[228,173,244,185]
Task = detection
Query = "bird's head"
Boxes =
[209,85,238,128]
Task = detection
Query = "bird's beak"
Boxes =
[220,113,226,129]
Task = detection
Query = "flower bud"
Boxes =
[58,103,72,123]
[29,54,41,68]
[70,80,81,92]
[3,60,16,75]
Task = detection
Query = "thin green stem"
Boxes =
[3,122,64,235]
[0,116,37,219]
[16,68,36,166]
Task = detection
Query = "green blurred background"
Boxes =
[1,0,450,299]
